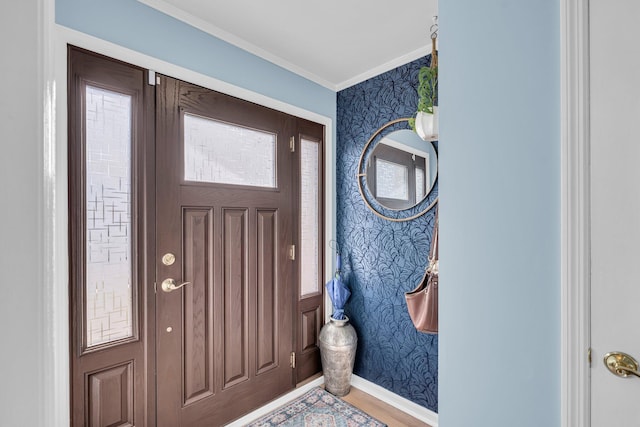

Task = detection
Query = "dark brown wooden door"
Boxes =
[68,46,155,427]
[69,47,324,425]
[293,120,325,383]
[155,76,297,425]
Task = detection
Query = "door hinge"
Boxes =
[154,281,157,294]
[148,70,156,86]
[288,244,296,261]
[290,351,296,369]
[588,347,592,366]
[289,136,295,153]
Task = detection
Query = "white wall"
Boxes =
[0,1,47,425]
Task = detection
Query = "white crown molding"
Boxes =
[335,45,431,91]
[351,375,439,426]
[56,25,334,129]
[560,0,591,426]
[136,0,338,90]
[136,0,431,92]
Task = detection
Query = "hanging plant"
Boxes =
[417,65,438,115]
[411,35,439,140]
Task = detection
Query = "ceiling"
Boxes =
[138,0,438,91]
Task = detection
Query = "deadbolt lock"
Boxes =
[162,253,176,266]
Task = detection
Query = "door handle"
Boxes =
[161,278,191,293]
[604,351,640,378]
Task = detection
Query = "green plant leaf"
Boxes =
[416,65,438,113]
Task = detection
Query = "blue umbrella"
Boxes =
[326,248,350,320]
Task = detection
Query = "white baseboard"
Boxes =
[351,375,439,427]
[225,374,439,427]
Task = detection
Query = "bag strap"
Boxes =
[427,206,439,270]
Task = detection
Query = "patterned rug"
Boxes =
[245,387,386,427]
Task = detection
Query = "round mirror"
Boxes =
[357,118,438,222]
[365,129,437,210]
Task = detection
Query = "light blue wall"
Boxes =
[438,1,560,426]
[57,0,563,423]
[55,0,336,121]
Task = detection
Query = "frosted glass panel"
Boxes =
[85,85,134,347]
[376,159,408,200]
[300,138,320,297]
[416,167,425,202]
[184,113,276,187]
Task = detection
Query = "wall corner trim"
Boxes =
[351,376,439,426]
[560,0,591,426]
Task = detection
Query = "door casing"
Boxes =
[560,0,592,425]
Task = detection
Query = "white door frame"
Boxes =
[560,0,591,426]
[38,1,588,426]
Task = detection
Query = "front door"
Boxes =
[69,50,325,426]
[155,76,296,425]
[589,0,640,424]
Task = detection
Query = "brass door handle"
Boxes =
[161,278,191,293]
[604,351,640,378]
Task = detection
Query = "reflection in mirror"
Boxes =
[365,129,437,210]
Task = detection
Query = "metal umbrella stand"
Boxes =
[319,245,358,396]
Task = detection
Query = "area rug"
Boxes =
[245,387,386,427]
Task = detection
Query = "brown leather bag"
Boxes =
[405,209,438,334]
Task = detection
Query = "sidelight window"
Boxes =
[299,137,321,297]
[84,85,134,348]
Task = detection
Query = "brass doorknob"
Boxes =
[161,278,191,293]
[604,351,640,378]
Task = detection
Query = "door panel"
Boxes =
[222,208,249,388]
[156,76,298,425]
[590,0,640,424]
[182,208,214,404]
[295,122,325,383]
[68,46,154,427]
[88,362,134,427]
[257,209,278,374]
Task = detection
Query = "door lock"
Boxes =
[162,253,176,266]
[161,278,191,293]
[604,351,640,378]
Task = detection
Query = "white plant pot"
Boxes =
[415,107,439,140]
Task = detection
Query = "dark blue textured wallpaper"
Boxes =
[337,55,438,412]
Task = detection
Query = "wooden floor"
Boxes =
[339,387,432,427]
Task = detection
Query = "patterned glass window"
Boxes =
[300,138,320,296]
[183,113,276,187]
[416,167,426,202]
[85,85,134,347]
[375,158,409,201]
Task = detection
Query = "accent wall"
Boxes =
[337,56,439,411]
